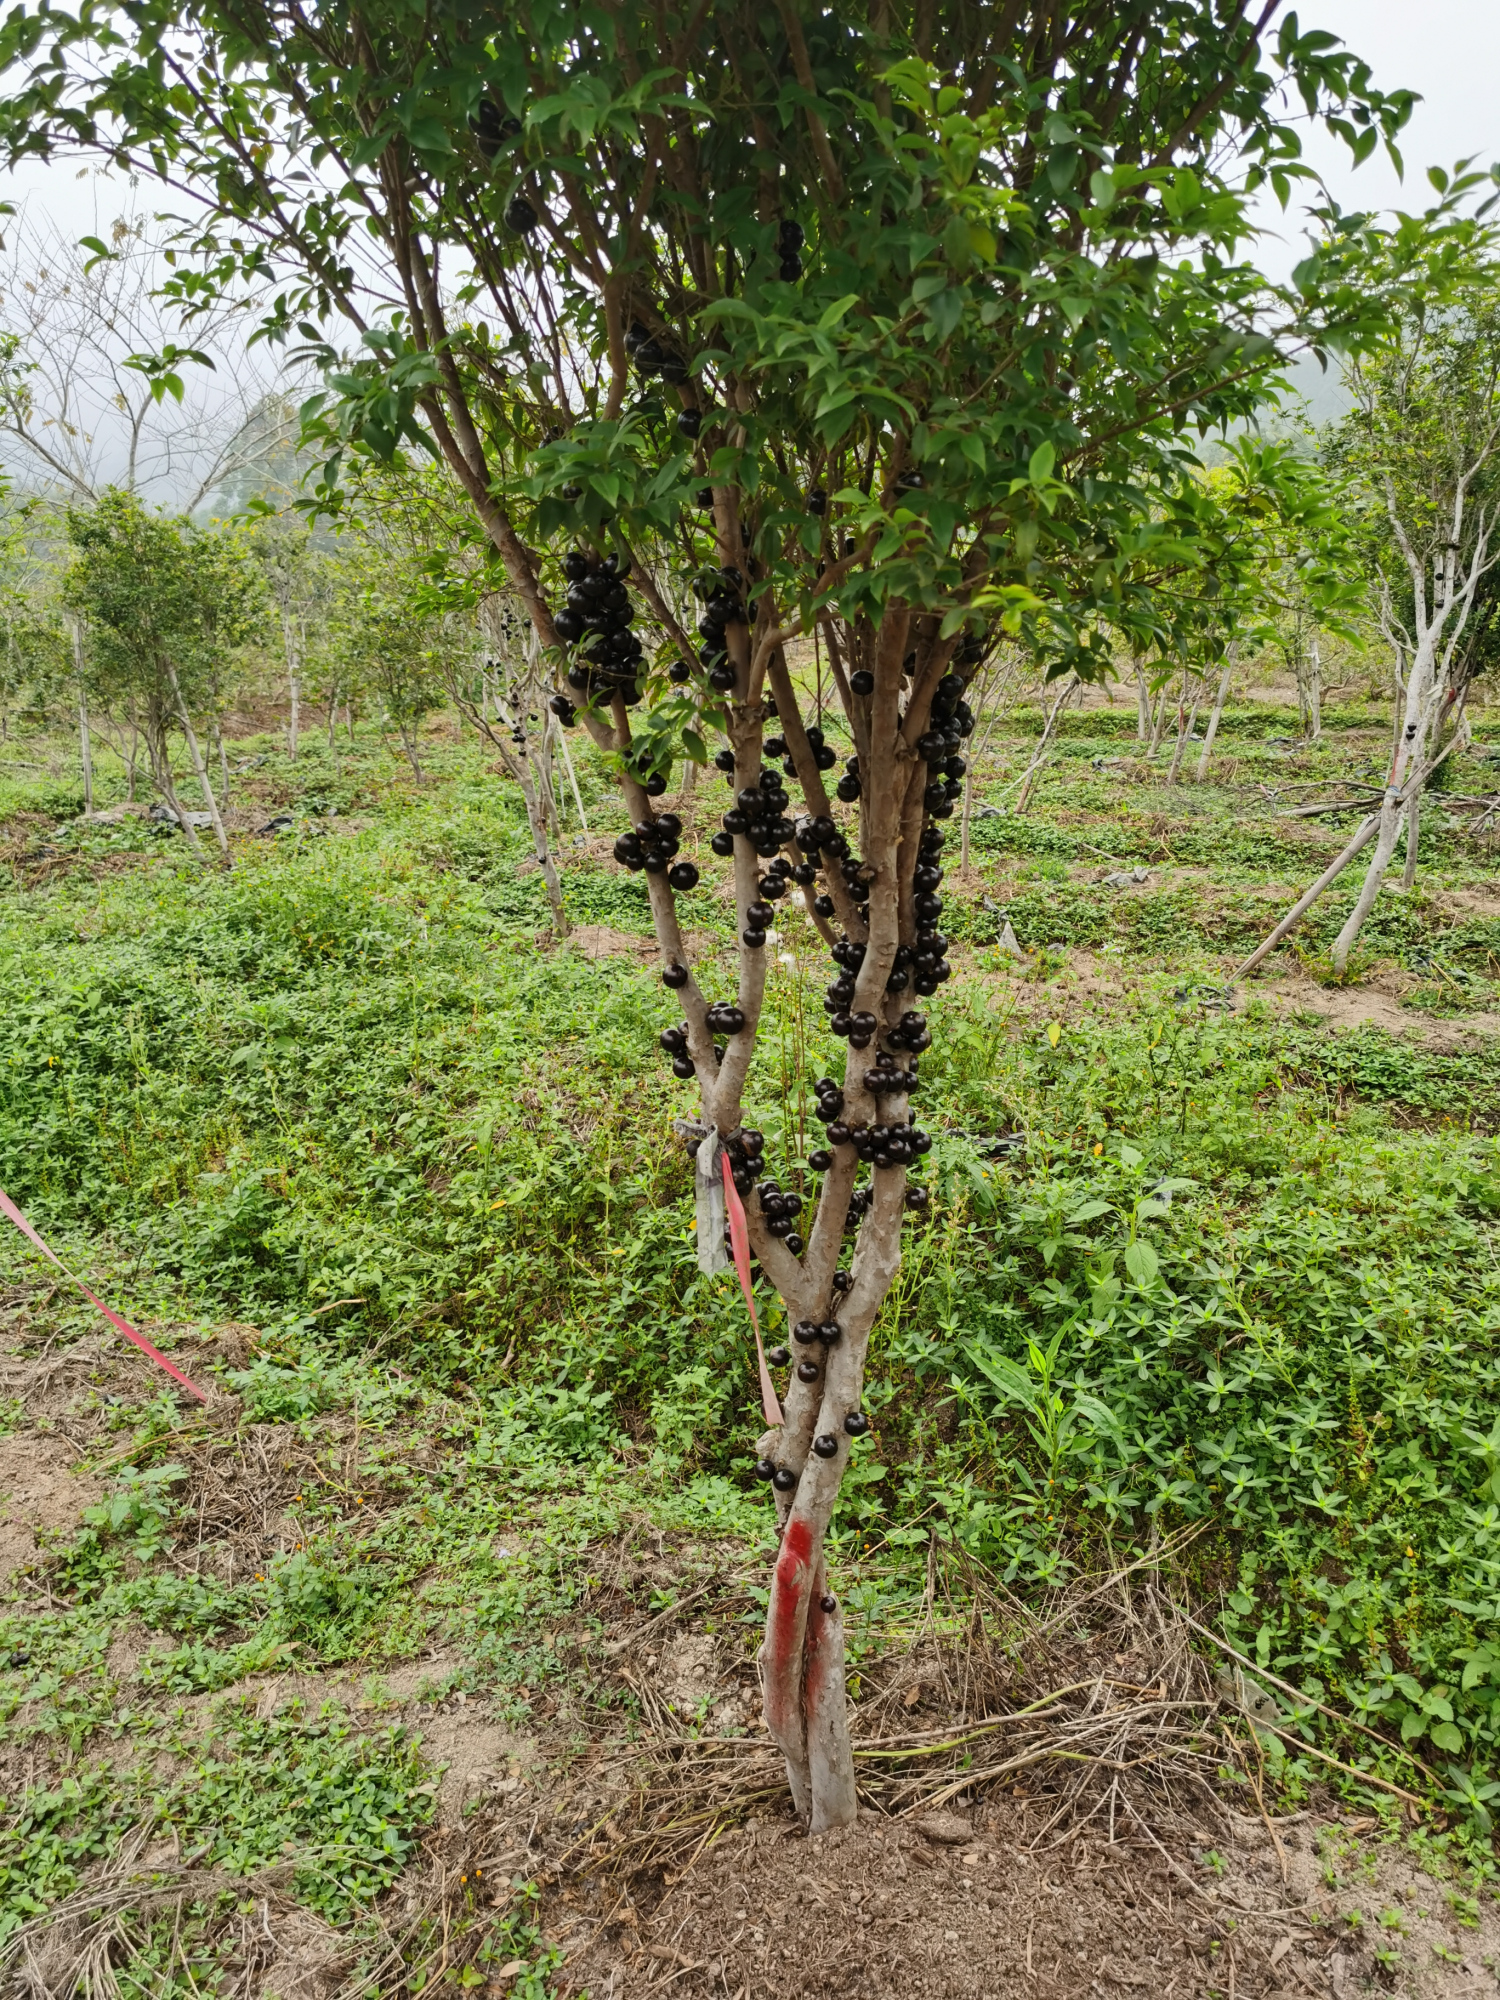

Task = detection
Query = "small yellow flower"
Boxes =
[1093,1143,1103,1156]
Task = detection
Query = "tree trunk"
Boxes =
[1401,789,1421,890]
[1308,632,1323,743]
[1195,650,1235,782]
[145,700,210,866]
[519,759,568,936]
[1146,673,1173,757]
[1014,677,1076,812]
[1135,660,1150,740]
[327,679,340,751]
[79,690,94,815]
[1330,636,1439,971]
[211,716,231,806]
[1166,678,1202,784]
[282,605,301,761]
[553,715,589,832]
[164,658,231,863]
[124,701,140,802]
[396,720,426,781]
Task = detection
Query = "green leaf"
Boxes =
[1028,441,1056,486]
[1123,1240,1159,1288]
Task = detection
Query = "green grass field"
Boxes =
[1,685,1498,1987]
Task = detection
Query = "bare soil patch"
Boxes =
[0,1431,102,1579]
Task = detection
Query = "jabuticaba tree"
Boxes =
[0,0,1409,1826]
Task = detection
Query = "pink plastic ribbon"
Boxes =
[720,1153,783,1428]
[0,1184,209,1402]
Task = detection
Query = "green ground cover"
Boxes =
[2,695,1499,1974]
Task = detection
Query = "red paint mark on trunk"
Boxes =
[769,1518,812,1678]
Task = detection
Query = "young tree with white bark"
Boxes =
[1237,178,1500,977]
[1,0,1413,1831]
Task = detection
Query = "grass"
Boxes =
[1,687,1498,1980]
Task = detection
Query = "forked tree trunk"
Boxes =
[1014,676,1077,812]
[1195,648,1236,782]
[1166,677,1203,783]
[163,659,230,864]
[144,699,210,866]
[570,577,955,1827]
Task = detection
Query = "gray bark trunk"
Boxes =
[164,659,230,863]
[1195,650,1236,782]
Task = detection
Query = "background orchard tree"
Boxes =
[246,510,329,761]
[1237,177,1500,977]
[345,454,574,933]
[0,0,1413,1828]
[327,548,444,783]
[63,490,261,859]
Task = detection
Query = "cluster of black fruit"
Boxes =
[660,1009,739,1078]
[776,218,805,281]
[757,1178,805,1254]
[765,726,838,778]
[550,549,644,707]
[787,810,854,921]
[918,672,975,818]
[693,568,747,692]
[471,99,523,162]
[625,318,689,386]
[615,811,700,893]
[722,1122,764,1191]
[909,825,954,996]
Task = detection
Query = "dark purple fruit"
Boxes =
[672,1055,695,1078]
[785,1232,803,1254]
[662,964,689,989]
[668,861,700,891]
[819,1592,837,1614]
[793,1319,820,1345]
[843,1412,870,1436]
[812,1432,839,1459]
[772,1467,798,1492]
[743,928,767,948]
[754,1457,777,1480]
[814,895,835,917]
[808,1149,832,1172]
[767,1345,791,1367]
[504,192,539,233]
[797,1359,820,1382]
[905,1185,930,1210]
[677,407,703,438]
[850,670,875,696]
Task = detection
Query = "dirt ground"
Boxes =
[3,1247,1499,1997]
